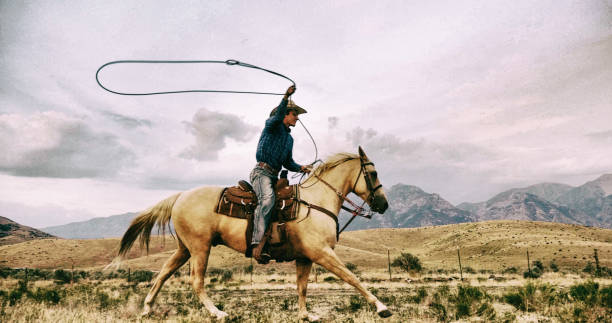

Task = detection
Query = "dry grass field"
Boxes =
[1,220,610,272]
[1,220,611,322]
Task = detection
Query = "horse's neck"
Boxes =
[302,162,356,211]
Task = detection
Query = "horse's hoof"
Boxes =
[215,310,229,320]
[299,313,321,322]
[378,309,393,318]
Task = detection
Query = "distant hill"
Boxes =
[344,184,474,230]
[42,213,139,239]
[32,174,612,239]
[0,216,55,246]
[1,221,610,272]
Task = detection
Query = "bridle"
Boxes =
[308,156,384,235]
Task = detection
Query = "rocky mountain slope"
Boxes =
[0,216,55,245]
[458,175,611,228]
[343,184,475,230]
[555,174,612,227]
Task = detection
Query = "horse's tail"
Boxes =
[117,192,182,259]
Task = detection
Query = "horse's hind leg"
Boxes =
[313,247,392,318]
[296,259,320,322]
[190,244,228,319]
[141,243,190,316]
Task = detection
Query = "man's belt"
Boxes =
[256,162,280,176]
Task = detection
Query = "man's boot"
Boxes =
[252,235,271,264]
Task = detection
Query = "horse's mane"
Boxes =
[309,152,359,178]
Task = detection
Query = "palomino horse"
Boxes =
[115,147,391,321]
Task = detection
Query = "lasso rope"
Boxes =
[95,59,318,165]
[95,59,295,96]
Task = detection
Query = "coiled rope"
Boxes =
[95,59,318,166]
[95,59,295,96]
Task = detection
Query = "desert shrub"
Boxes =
[503,292,525,311]
[323,276,338,282]
[409,287,428,303]
[523,266,542,278]
[221,270,233,282]
[7,280,28,306]
[600,286,612,308]
[503,282,538,312]
[54,269,73,284]
[570,281,599,306]
[345,262,358,273]
[533,260,544,271]
[90,271,105,280]
[550,261,559,272]
[428,301,448,322]
[435,285,450,299]
[243,264,253,274]
[391,253,422,273]
[449,284,485,319]
[29,287,62,305]
[502,266,518,274]
[0,267,12,279]
[130,270,154,283]
[95,290,122,310]
[348,295,365,312]
[463,266,476,274]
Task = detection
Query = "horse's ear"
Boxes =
[358,146,367,159]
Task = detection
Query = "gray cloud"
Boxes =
[0,111,134,178]
[344,127,505,203]
[587,130,612,141]
[180,108,257,161]
[328,116,338,129]
[101,110,152,129]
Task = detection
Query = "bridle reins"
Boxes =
[300,156,383,236]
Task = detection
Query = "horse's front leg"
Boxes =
[313,247,392,318]
[296,259,320,322]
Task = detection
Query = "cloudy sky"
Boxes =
[1,1,611,228]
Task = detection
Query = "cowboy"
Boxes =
[250,85,310,263]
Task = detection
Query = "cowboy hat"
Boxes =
[269,99,307,117]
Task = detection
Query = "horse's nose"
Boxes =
[379,200,389,213]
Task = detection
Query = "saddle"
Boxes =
[215,171,300,262]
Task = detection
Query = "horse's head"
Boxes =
[354,146,389,214]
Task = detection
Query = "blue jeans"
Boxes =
[250,166,276,245]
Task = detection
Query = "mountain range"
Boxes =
[343,174,612,231]
[4,174,611,241]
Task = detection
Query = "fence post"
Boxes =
[250,257,253,284]
[128,267,131,283]
[594,248,601,276]
[388,249,392,280]
[527,250,532,278]
[457,248,463,281]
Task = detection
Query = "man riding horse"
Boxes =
[251,85,311,263]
